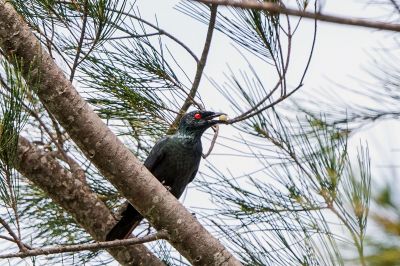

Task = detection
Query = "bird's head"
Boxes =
[177,110,226,138]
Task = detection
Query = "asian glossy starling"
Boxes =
[106,110,226,241]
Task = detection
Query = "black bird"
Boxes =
[106,110,226,241]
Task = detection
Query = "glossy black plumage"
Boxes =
[106,110,225,241]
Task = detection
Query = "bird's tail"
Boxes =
[106,203,143,241]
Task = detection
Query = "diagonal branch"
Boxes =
[227,82,302,124]
[69,0,88,81]
[0,235,32,250]
[16,136,163,265]
[0,2,241,265]
[194,0,400,32]
[390,0,400,13]
[0,217,27,252]
[168,4,218,134]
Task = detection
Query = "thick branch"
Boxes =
[0,2,241,265]
[194,0,400,32]
[0,230,168,259]
[16,136,163,265]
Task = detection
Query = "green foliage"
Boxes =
[18,183,112,265]
[362,183,400,266]
[0,58,30,207]
[178,0,286,62]
[197,110,371,265]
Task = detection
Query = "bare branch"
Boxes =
[0,230,168,259]
[107,8,199,62]
[226,79,283,124]
[193,0,400,32]
[390,0,400,13]
[69,0,88,81]
[0,217,27,252]
[202,125,219,159]
[168,4,218,134]
[0,235,32,250]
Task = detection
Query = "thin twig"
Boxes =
[193,0,400,32]
[202,125,219,158]
[0,230,169,259]
[168,4,218,134]
[107,8,199,62]
[0,235,32,250]
[69,0,88,81]
[298,1,318,88]
[103,32,162,40]
[0,217,27,252]
[390,0,400,13]
[227,78,283,124]
[24,20,73,72]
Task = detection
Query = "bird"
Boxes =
[106,110,226,241]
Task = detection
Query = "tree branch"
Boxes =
[202,125,219,159]
[69,0,88,81]
[0,235,32,250]
[0,230,168,259]
[168,4,218,134]
[193,0,400,32]
[0,2,241,265]
[16,136,163,266]
[390,0,400,13]
[0,217,27,252]
[107,8,199,62]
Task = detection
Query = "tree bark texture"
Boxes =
[16,136,163,266]
[0,1,241,265]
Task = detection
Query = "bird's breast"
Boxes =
[151,140,202,197]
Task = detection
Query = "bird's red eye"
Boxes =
[194,113,202,120]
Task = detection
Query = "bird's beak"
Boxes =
[204,112,228,124]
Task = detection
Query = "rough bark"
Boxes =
[16,136,164,266]
[0,1,241,265]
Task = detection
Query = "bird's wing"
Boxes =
[188,158,201,183]
[144,136,169,172]
[188,168,198,183]
[107,137,170,241]
[188,141,202,183]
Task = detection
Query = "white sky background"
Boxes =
[136,0,400,263]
